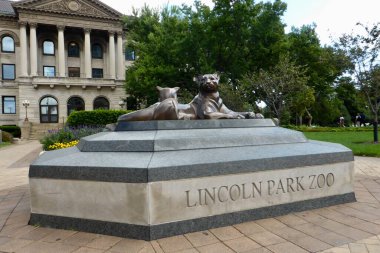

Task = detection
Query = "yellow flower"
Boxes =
[48,140,79,150]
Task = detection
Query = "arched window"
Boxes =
[1,36,14,52]
[91,43,103,59]
[93,97,109,110]
[68,42,79,57]
[40,96,58,123]
[43,40,55,55]
[67,96,85,116]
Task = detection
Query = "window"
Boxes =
[1,36,14,52]
[91,43,103,59]
[43,40,55,55]
[67,96,85,116]
[2,64,15,80]
[43,66,55,77]
[2,96,16,114]
[92,68,103,78]
[94,97,109,110]
[68,42,79,57]
[68,67,80,77]
[125,48,135,61]
[40,96,58,123]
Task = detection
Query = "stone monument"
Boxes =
[29,74,355,240]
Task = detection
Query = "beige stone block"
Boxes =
[290,236,332,252]
[30,179,149,225]
[275,214,308,227]
[0,238,34,252]
[63,232,98,247]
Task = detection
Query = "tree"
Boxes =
[123,0,289,105]
[241,56,310,124]
[336,23,380,142]
[287,24,349,125]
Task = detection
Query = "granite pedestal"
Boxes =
[29,119,355,240]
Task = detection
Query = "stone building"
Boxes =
[0,0,132,138]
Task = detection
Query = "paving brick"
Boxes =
[109,238,153,253]
[248,231,286,246]
[86,235,122,250]
[312,231,353,247]
[209,226,243,241]
[254,218,287,231]
[157,235,193,253]
[16,241,79,253]
[290,236,332,252]
[184,231,219,247]
[197,242,234,253]
[41,229,77,243]
[367,244,380,253]
[62,232,98,247]
[266,242,308,253]
[293,222,331,237]
[224,236,261,252]
[19,227,55,241]
[0,238,33,252]
[271,226,308,240]
[73,247,105,253]
[233,221,267,235]
[348,243,369,253]
[275,214,308,227]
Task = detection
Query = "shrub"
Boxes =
[0,125,21,138]
[1,131,13,142]
[283,125,374,132]
[41,125,104,151]
[67,109,132,127]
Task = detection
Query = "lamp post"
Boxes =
[22,100,30,121]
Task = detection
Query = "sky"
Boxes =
[101,0,380,46]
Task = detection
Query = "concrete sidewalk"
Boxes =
[0,141,380,252]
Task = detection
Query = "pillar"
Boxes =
[116,31,125,80]
[108,31,116,79]
[57,25,66,77]
[84,28,92,78]
[29,23,38,76]
[19,21,28,77]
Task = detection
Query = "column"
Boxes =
[57,25,66,77]
[19,21,28,77]
[84,28,92,78]
[108,31,116,79]
[29,23,38,76]
[116,31,125,80]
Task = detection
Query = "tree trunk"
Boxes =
[299,115,303,126]
[305,108,312,127]
[374,121,378,143]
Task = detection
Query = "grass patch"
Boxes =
[304,131,380,157]
[0,142,11,149]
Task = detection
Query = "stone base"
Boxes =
[29,119,355,240]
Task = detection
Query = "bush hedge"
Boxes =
[1,131,13,142]
[283,125,374,132]
[0,125,21,138]
[66,109,132,127]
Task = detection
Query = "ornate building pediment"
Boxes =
[13,0,122,20]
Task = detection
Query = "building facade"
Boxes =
[0,0,131,132]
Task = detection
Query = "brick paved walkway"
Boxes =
[0,141,380,252]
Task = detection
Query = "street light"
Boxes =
[22,100,30,121]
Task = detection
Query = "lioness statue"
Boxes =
[117,74,263,122]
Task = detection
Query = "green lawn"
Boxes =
[0,142,11,149]
[304,131,380,157]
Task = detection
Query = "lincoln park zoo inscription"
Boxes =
[185,173,335,208]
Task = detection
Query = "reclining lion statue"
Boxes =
[118,74,263,122]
